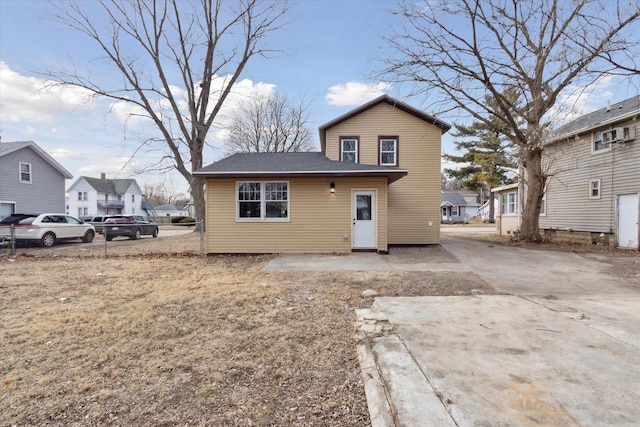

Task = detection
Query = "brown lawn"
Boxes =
[1,232,494,426]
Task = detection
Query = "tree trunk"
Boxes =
[488,187,495,223]
[520,149,545,241]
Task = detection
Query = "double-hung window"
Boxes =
[340,137,358,163]
[589,179,601,199]
[237,181,289,221]
[592,131,611,153]
[379,137,398,166]
[19,162,32,183]
[501,192,518,215]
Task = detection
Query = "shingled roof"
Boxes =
[82,177,138,194]
[551,95,640,141]
[194,152,408,183]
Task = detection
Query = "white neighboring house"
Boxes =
[154,204,189,217]
[67,175,143,218]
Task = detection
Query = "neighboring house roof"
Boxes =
[194,152,408,183]
[551,95,640,141]
[155,204,184,211]
[318,95,452,151]
[0,140,73,178]
[440,192,480,208]
[77,176,138,194]
[491,183,519,193]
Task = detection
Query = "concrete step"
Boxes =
[355,305,456,427]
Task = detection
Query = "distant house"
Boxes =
[540,95,639,249]
[0,140,73,219]
[492,183,522,236]
[194,95,450,254]
[440,191,480,223]
[154,204,188,217]
[67,174,143,218]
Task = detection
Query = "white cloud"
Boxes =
[325,82,392,106]
[50,147,85,161]
[78,156,139,176]
[0,61,94,123]
[548,75,617,125]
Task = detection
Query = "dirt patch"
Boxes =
[1,233,496,426]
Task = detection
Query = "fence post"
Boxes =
[104,226,108,257]
[199,221,205,258]
[10,224,16,255]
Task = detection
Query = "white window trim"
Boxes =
[341,138,358,163]
[591,131,612,154]
[379,138,398,166]
[236,181,290,222]
[451,206,459,216]
[502,191,518,215]
[589,179,601,200]
[19,161,32,184]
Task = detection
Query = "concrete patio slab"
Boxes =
[374,294,640,426]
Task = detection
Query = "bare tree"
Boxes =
[383,0,639,241]
[141,181,187,207]
[224,93,315,154]
[47,0,289,225]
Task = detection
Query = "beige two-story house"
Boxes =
[195,95,450,253]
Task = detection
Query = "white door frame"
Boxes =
[352,190,377,250]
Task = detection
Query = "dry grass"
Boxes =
[1,233,494,426]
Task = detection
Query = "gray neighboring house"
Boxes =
[0,140,73,220]
[541,95,639,249]
[440,191,480,223]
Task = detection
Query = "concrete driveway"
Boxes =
[363,236,640,426]
[263,236,640,426]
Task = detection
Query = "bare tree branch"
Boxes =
[44,0,289,224]
[382,0,639,241]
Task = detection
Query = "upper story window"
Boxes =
[340,137,359,163]
[77,191,88,201]
[19,162,32,184]
[592,131,611,153]
[501,192,518,215]
[589,179,601,199]
[237,181,289,221]
[379,137,398,166]
[132,194,135,203]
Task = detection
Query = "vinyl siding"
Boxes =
[205,177,388,253]
[540,119,640,233]
[0,147,67,213]
[325,102,442,244]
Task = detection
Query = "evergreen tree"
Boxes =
[444,105,517,221]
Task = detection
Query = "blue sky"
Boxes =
[0,0,636,193]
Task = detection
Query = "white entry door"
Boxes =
[353,191,376,249]
[618,193,639,249]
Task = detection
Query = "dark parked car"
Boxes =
[103,215,159,241]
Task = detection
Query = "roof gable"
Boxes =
[0,140,73,179]
[318,95,451,152]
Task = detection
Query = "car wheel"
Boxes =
[130,229,141,240]
[82,230,95,243]
[152,227,158,238]
[41,232,56,247]
[106,236,114,241]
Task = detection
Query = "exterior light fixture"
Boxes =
[330,182,335,193]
